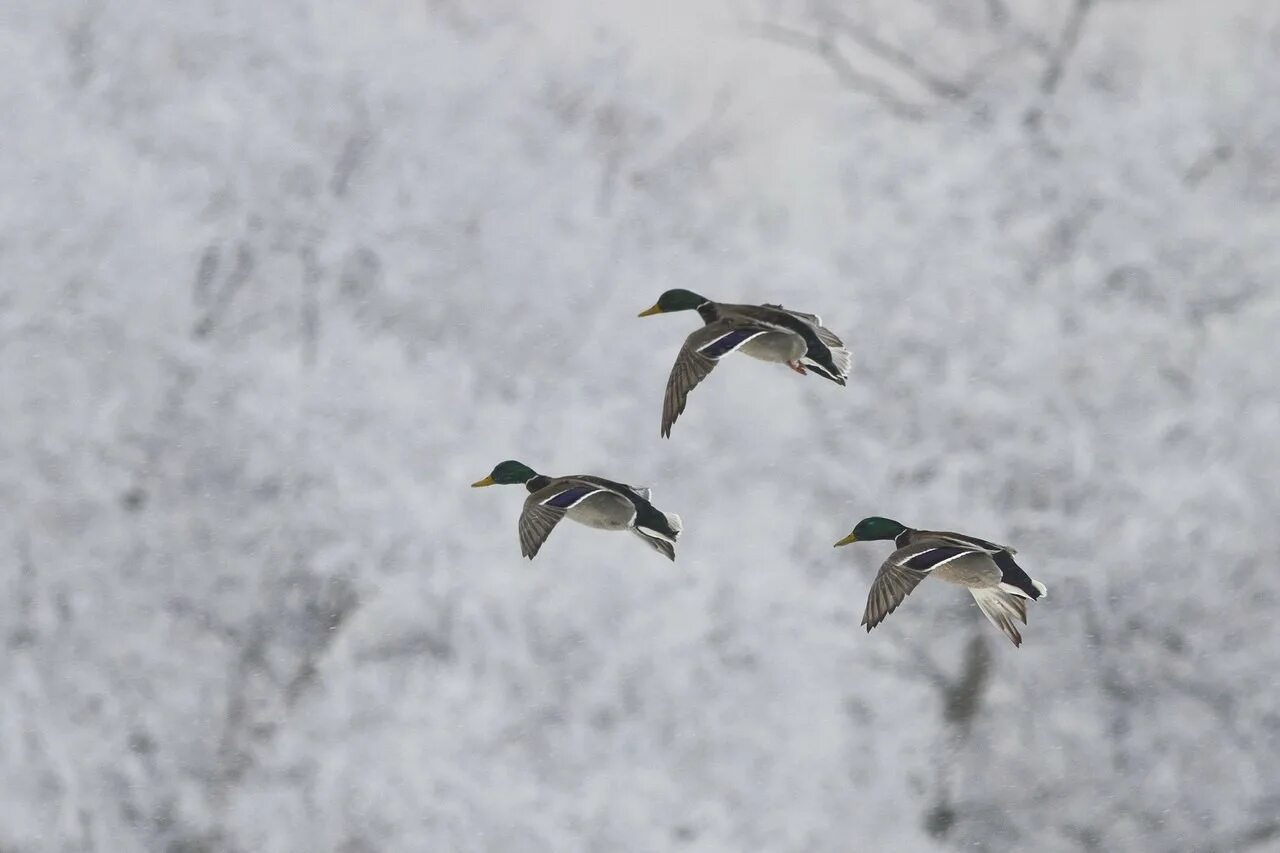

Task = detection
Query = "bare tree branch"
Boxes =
[751,5,1049,123]
[193,241,254,339]
[748,23,929,120]
[1237,819,1280,850]
[299,244,320,368]
[819,9,966,98]
[10,533,36,648]
[1040,0,1096,97]
[629,87,734,197]
[166,597,242,644]
[1184,142,1233,186]
[983,0,1009,27]
[330,130,373,197]
[193,244,219,307]
[955,39,1040,95]
[939,633,991,733]
[1023,0,1097,145]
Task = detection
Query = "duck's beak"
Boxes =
[833,533,858,547]
[638,303,663,317]
[471,476,496,488]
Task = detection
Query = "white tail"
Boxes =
[665,512,683,536]
[827,345,853,378]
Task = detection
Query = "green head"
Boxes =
[638,289,710,317]
[834,516,908,547]
[471,460,539,487]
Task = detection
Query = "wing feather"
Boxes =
[661,319,768,437]
[862,558,930,631]
[969,587,1029,647]
[762,304,822,326]
[518,494,568,559]
[861,540,985,631]
[922,529,1017,555]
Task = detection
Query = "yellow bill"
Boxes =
[638,303,663,317]
[471,476,496,487]
[833,533,858,547]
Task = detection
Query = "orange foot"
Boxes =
[788,360,807,375]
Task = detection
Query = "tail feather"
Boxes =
[804,360,847,386]
[631,509,680,562]
[969,587,1029,647]
[632,527,676,561]
[632,505,680,542]
[993,552,1044,600]
[803,344,851,385]
[826,345,852,378]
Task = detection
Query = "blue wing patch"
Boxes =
[698,328,765,359]
[905,546,971,571]
[542,486,598,509]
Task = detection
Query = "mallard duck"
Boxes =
[833,516,1048,647]
[638,289,852,437]
[471,460,683,560]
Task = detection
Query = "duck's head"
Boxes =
[471,460,539,487]
[639,289,709,317]
[834,516,908,546]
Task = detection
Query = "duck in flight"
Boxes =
[833,516,1048,647]
[471,461,683,560]
[638,289,852,437]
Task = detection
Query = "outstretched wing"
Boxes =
[517,480,608,558]
[969,587,1029,647]
[861,541,980,631]
[862,560,929,632]
[661,319,770,437]
[517,501,566,559]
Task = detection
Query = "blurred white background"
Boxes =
[2,1,1279,850]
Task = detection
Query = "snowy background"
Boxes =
[3,0,1280,850]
